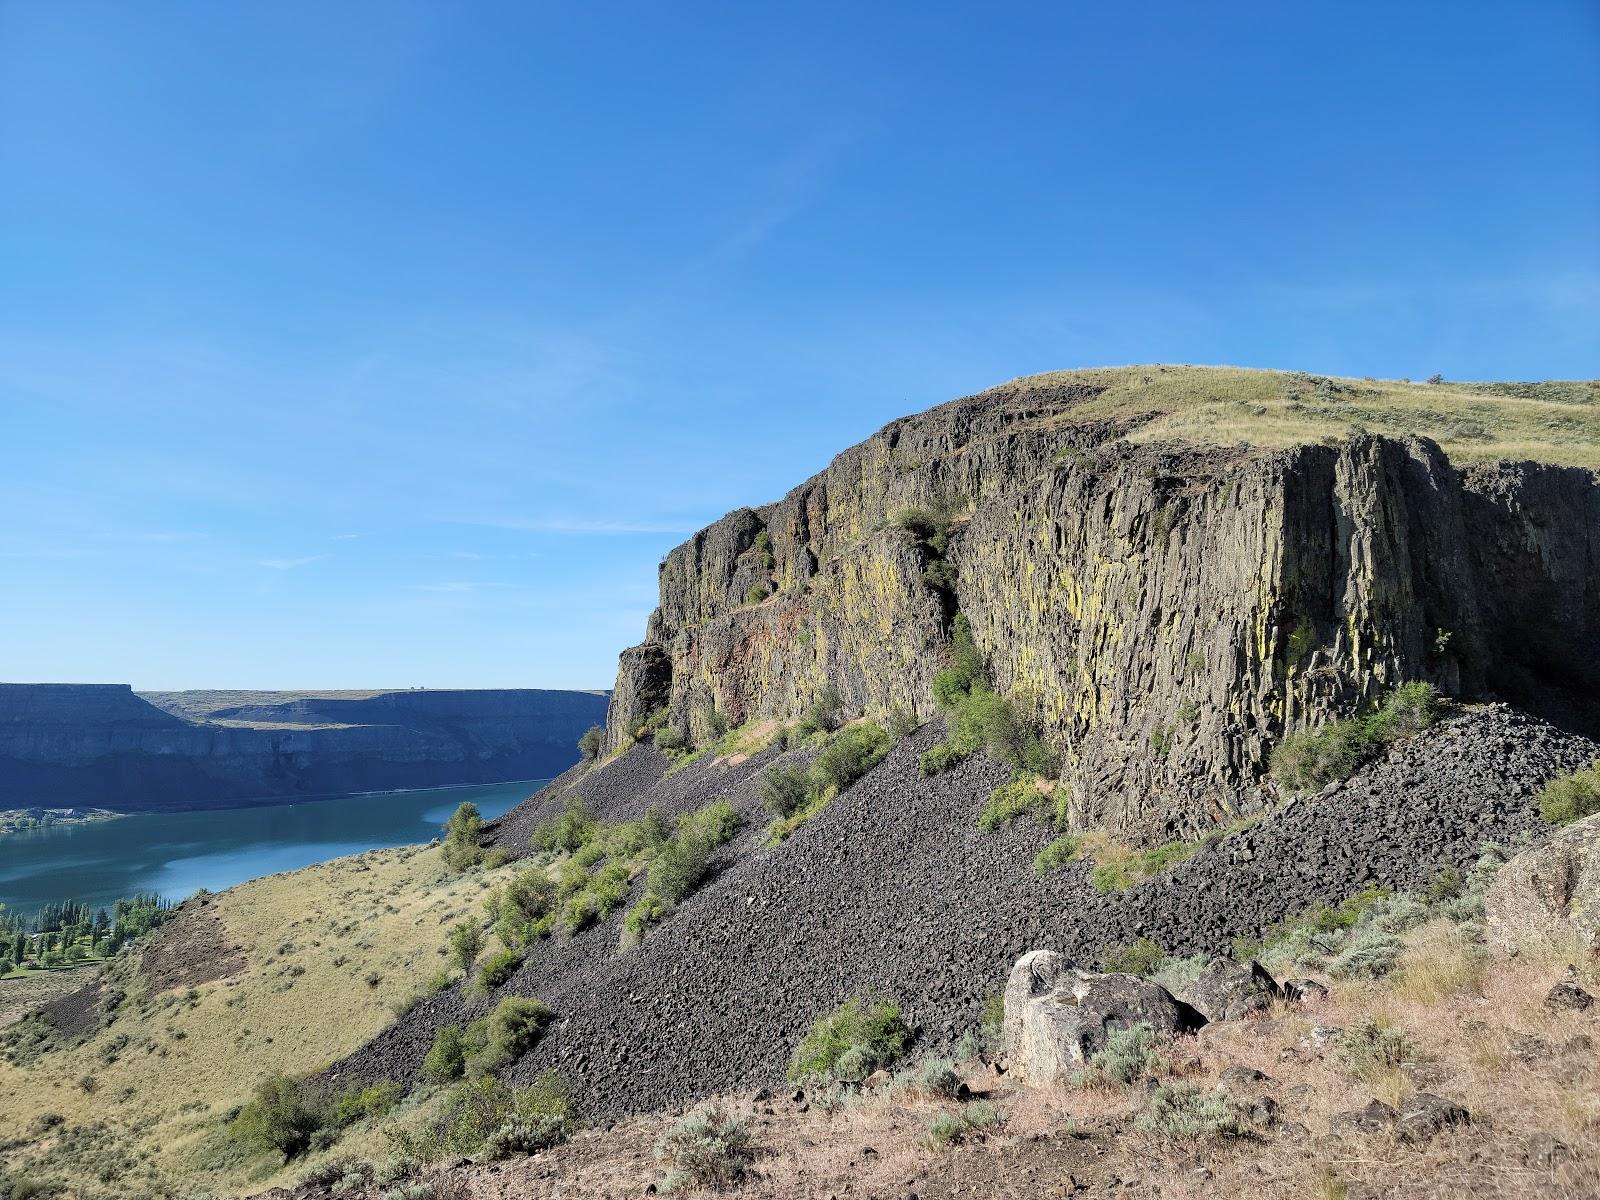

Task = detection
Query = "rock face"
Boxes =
[0,684,609,811]
[1002,950,1204,1084]
[603,374,1600,837]
[1484,813,1600,958]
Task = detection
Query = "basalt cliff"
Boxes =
[607,372,1599,838]
[0,685,608,810]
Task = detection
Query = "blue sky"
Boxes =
[2,2,1596,691]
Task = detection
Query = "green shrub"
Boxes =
[1337,1021,1410,1078]
[1272,683,1441,793]
[423,1026,467,1083]
[1101,937,1168,977]
[885,705,921,738]
[753,528,775,570]
[978,774,1049,831]
[577,725,605,760]
[532,799,597,854]
[923,616,1053,776]
[448,921,483,973]
[924,1101,1003,1148]
[622,891,671,945]
[476,947,523,991]
[981,991,1005,1037]
[758,763,811,819]
[486,871,557,949]
[655,1106,754,1191]
[649,800,739,903]
[330,1081,402,1127]
[1078,1023,1161,1086]
[1033,835,1083,875]
[441,802,486,872]
[906,1055,964,1098]
[1539,760,1600,826]
[797,685,842,737]
[465,997,554,1078]
[483,1112,569,1159]
[392,1073,572,1162]
[653,725,689,753]
[789,998,908,1084]
[233,1073,321,1159]
[560,861,631,933]
[1136,1082,1245,1139]
[744,585,769,606]
[810,723,891,792]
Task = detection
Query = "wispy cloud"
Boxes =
[412,580,528,594]
[456,516,701,536]
[332,532,364,541]
[258,554,331,570]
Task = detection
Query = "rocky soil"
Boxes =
[329,702,1597,1121]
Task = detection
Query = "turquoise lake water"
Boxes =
[0,778,549,917]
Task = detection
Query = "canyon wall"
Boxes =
[0,685,608,810]
[605,377,1599,839]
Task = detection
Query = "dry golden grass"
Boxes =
[994,365,1600,470]
[0,842,503,1197]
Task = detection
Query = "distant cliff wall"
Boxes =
[604,378,1599,839]
[0,685,609,810]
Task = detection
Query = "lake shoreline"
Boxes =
[0,777,549,919]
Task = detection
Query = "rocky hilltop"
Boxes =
[0,684,608,810]
[607,367,1599,838]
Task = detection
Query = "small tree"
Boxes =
[442,801,486,871]
[233,1073,320,1159]
[449,921,483,973]
[578,725,605,760]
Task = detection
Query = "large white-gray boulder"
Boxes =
[1484,814,1600,959]
[1002,950,1204,1085]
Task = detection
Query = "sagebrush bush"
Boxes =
[390,1073,571,1164]
[655,1106,754,1192]
[1540,760,1600,825]
[921,614,1054,777]
[906,1055,964,1098]
[483,1112,569,1159]
[1079,1022,1161,1086]
[1136,1082,1245,1139]
[789,998,908,1084]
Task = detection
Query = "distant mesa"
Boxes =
[0,683,610,812]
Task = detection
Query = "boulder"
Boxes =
[1484,813,1600,958]
[1329,1099,1398,1135]
[1395,1093,1470,1143]
[1003,950,1204,1085]
[1171,958,1281,1021]
[1544,979,1594,1012]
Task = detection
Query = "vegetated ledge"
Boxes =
[601,366,1599,841]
